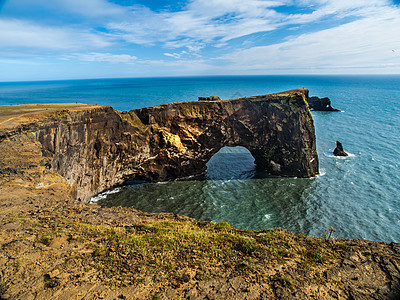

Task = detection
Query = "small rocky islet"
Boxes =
[333,141,349,157]
[0,90,399,299]
[308,96,340,112]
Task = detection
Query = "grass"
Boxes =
[52,218,344,289]
[10,203,392,297]
[0,103,99,133]
[3,203,400,300]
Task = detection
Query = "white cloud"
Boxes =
[219,7,400,73]
[2,0,400,76]
[105,0,288,49]
[164,53,181,59]
[164,50,190,59]
[0,19,111,52]
[104,0,395,52]
[76,52,137,63]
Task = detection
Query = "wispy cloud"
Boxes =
[164,52,184,59]
[219,6,400,73]
[106,1,287,49]
[104,0,396,55]
[0,19,111,54]
[1,0,400,79]
[75,52,137,63]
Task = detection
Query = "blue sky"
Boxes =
[0,0,399,81]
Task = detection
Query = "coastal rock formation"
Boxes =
[333,141,348,156]
[1,95,399,300]
[0,89,318,201]
[308,96,340,111]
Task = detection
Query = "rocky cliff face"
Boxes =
[0,88,318,201]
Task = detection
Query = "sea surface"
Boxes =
[1,75,399,242]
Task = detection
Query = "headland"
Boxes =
[0,90,399,299]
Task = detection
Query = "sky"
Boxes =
[0,0,400,81]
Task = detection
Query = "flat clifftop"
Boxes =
[0,91,399,299]
[0,103,101,132]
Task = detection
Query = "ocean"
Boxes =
[1,75,399,242]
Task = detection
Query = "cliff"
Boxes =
[1,89,318,201]
[0,96,399,299]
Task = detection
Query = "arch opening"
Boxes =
[205,146,256,180]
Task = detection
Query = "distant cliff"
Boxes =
[0,89,318,201]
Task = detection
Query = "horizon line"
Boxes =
[1,73,400,83]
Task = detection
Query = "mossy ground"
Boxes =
[2,192,398,299]
[2,200,346,295]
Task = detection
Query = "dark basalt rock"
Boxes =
[308,96,340,111]
[333,141,348,156]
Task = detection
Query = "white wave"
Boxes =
[90,187,121,204]
[323,151,356,159]
[264,214,271,221]
[316,168,327,177]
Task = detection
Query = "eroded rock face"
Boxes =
[1,89,318,201]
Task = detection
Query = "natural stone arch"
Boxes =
[30,88,318,201]
[128,88,318,181]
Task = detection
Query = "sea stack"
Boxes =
[333,141,348,156]
[308,96,340,111]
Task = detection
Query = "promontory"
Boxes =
[0,89,399,299]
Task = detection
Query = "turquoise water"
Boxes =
[1,75,399,242]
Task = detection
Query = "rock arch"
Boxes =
[26,88,318,201]
[128,88,318,181]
